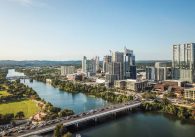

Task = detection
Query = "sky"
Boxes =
[0,0,195,61]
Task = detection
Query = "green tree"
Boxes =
[15,111,25,119]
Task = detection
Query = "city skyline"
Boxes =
[1,0,195,60]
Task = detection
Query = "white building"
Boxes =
[114,79,148,92]
[61,66,75,76]
[172,43,195,83]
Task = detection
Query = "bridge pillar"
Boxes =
[95,117,97,123]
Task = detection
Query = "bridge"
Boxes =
[6,76,29,80]
[17,101,141,137]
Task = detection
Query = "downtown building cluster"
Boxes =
[146,43,195,83]
[61,43,195,98]
[103,47,137,87]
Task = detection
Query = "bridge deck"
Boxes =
[17,101,141,137]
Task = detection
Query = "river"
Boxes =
[7,69,195,137]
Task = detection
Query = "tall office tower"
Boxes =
[124,47,136,79]
[172,43,195,82]
[95,56,100,71]
[106,62,121,80]
[82,56,87,73]
[112,51,124,79]
[86,59,96,74]
[103,55,112,73]
[146,67,155,81]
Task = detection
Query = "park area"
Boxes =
[0,99,39,118]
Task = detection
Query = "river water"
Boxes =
[7,69,195,137]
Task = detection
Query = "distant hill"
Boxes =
[0,60,171,67]
[136,60,172,64]
[0,60,82,67]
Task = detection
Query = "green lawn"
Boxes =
[0,90,11,97]
[0,99,39,118]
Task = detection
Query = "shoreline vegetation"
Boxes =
[16,68,134,103]
[16,67,195,122]
[0,69,74,125]
[141,99,195,121]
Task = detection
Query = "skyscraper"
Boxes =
[82,56,97,77]
[172,43,195,82]
[112,51,124,79]
[95,56,100,71]
[124,47,136,79]
[82,56,87,73]
[103,55,112,73]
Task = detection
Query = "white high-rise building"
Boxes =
[95,56,100,71]
[172,43,195,82]
[82,56,87,73]
[82,56,97,76]
[103,55,112,73]
[61,66,75,76]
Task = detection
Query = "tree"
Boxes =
[54,124,65,137]
[59,109,74,117]
[63,132,72,137]
[162,97,170,106]
[15,111,25,119]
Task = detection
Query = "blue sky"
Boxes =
[0,0,195,61]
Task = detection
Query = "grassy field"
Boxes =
[0,99,39,118]
[0,90,11,97]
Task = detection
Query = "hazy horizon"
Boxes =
[0,0,195,60]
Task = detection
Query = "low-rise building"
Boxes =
[46,79,52,84]
[126,79,148,92]
[67,73,84,81]
[114,80,126,90]
[184,88,195,100]
[114,79,148,92]
[105,74,119,87]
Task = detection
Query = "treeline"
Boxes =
[141,99,195,120]
[0,111,25,125]
[18,68,133,103]
[54,124,72,137]
[0,80,41,103]
[43,102,74,120]
[51,80,133,103]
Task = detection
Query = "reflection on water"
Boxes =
[77,112,195,137]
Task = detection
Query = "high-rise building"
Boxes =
[82,56,97,77]
[95,56,100,71]
[124,47,136,79]
[106,62,121,80]
[146,62,172,81]
[103,55,112,73]
[61,66,75,76]
[172,43,195,82]
[146,67,155,81]
[112,51,124,79]
[82,56,87,73]
[86,59,96,74]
